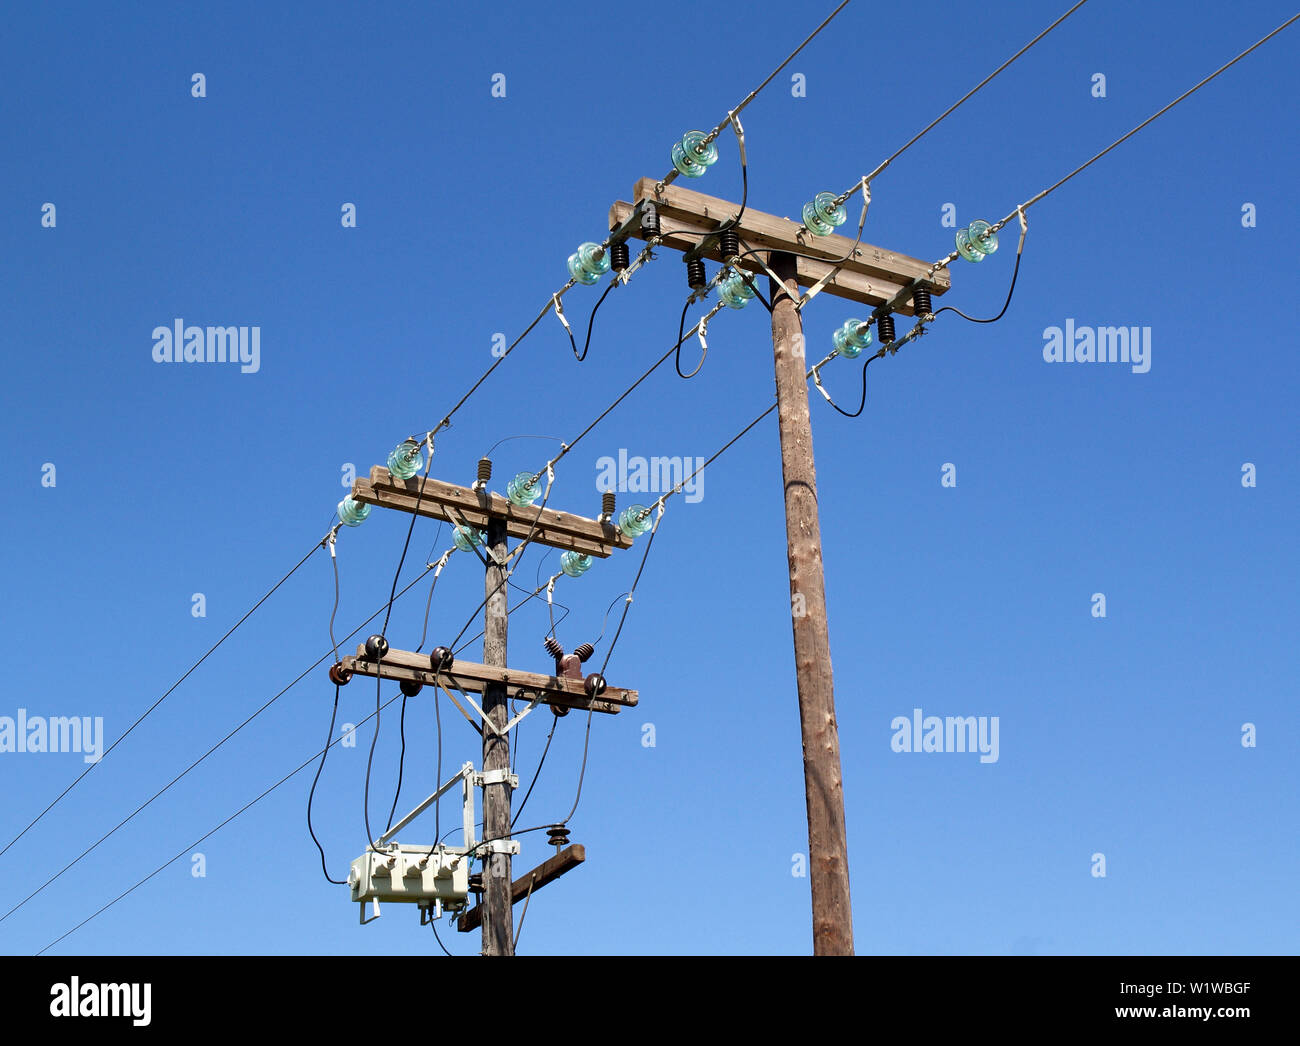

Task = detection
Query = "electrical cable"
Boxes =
[512,875,537,952]
[857,0,1091,192]
[35,688,406,956]
[675,298,706,379]
[792,0,1087,300]
[572,279,618,362]
[430,914,455,956]
[307,685,348,885]
[0,556,443,925]
[483,434,565,458]
[993,11,1300,230]
[814,350,884,418]
[446,470,559,651]
[510,718,556,830]
[422,1,852,441]
[934,234,1024,324]
[365,441,440,850]
[0,537,324,862]
[386,690,410,833]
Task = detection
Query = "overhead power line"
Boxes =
[0,537,327,862]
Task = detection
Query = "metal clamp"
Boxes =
[551,293,572,335]
[477,839,521,856]
[474,768,519,790]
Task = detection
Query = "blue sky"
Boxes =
[1,0,1296,955]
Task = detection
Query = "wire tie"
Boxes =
[812,365,834,404]
[551,294,571,334]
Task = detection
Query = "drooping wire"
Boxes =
[571,279,618,363]
[308,686,348,885]
[310,540,349,883]
[540,306,724,478]
[0,537,325,862]
[386,690,410,833]
[675,298,706,379]
[814,350,884,418]
[363,673,388,854]
[934,232,1025,324]
[483,434,565,458]
[430,915,455,956]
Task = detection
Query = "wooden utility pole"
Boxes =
[770,251,852,955]
[607,179,951,954]
[342,466,639,951]
[480,516,512,956]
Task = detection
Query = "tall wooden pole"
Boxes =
[769,251,854,955]
[481,516,513,955]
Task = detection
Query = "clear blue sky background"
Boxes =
[2,0,1296,956]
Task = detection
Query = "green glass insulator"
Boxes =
[387,439,424,480]
[452,525,484,552]
[801,192,846,237]
[567,242,610,285]
[671,130,717,178]
[338,496,371,527]
[832,319,873,360]
[618,505,653,538]
[506,471,541,506]
[954,226,986,263]
[560,550,593,577]
[717,271,756,310]
[968,219,998,257]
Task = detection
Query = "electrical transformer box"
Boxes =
[348,844,471,908]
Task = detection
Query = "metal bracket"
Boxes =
[476,839,521,856]
[474,768,519,790]
[501,690,543,734]
[359,898,381,925]
[432,677,484,737]
[741,237,798,300]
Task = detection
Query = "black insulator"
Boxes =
[550,701,570,718]
[685,257,706,290]
[476,457,492,484]
[543,636,564,660]
[610,241,630,272]
[364,635,389,660]
[877,312,896,345]
[399,679,423,697]
[573,643,595,663]
[430,646,454,670]
[601,490,616,518]
[912,285,933,317]
[547,827,571,850]
[719,227,739,259]
[329,662,353,686]
[584,673,607,697]
[642,203,660,239]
